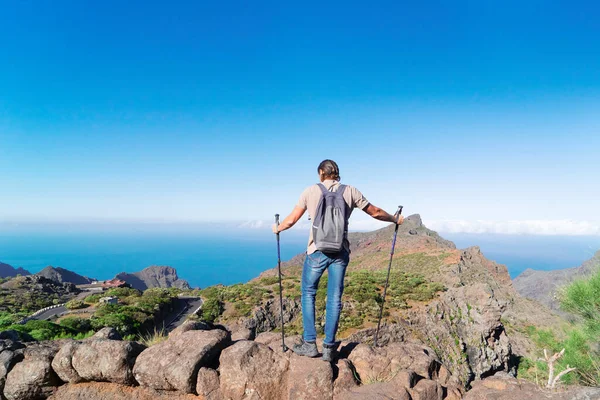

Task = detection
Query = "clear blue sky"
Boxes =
[1,1,599,233]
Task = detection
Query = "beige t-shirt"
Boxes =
[297,179,370,254]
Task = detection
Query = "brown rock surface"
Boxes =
[347,343,441,383]
[49,382,199,399]
[332,359,358,395]
[334,383,412,400]
[51,340,84,384]
[133,329,229,393]
[196,367,222,399]
[218,341,289,400]
[71,339,145,385]
[287,353,333,400]
[408,378,443,400]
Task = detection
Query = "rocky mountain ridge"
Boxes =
[513,250,600,310]
[115,266,191,291]
[0,262,30,279]
[35,266,95,285]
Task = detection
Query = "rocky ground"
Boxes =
[1,323,598,400]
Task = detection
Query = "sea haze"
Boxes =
[1,223,598,287]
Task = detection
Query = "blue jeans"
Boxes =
[301,249,349,346]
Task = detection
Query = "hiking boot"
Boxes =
[292,339,318,357]
[322,343,338,362]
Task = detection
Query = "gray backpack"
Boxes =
[312,183,349,253]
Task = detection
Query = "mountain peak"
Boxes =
[0,261,31,279]
[35,266,94,285]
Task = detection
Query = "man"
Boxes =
[272,159,404,362]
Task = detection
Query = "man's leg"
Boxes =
[299,251,327,348]
[323,249,349,347]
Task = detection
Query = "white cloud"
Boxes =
[427,219,600,236]
[238,220,268,229]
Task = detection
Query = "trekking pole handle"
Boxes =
[275,214,280,233]
[395,206,403,224]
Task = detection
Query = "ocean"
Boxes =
[1,224,598,287]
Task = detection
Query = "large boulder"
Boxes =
[133,329,229,393]
[287,353,333,400]
[218,341,289,400]
[347,343,441,383]
[71,339,146,385]
[3,343,60,400]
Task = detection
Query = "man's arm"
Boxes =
[272,206,306,234]
[363,203,404,224]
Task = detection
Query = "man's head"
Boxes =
[318,159,340,182]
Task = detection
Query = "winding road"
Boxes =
[29,296,203,331]
[164,297,203,331]
[31,306,67,321]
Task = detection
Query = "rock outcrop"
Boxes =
[35,267,94,285]
[114,266,191,291]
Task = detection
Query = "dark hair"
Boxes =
[318,159,340,181]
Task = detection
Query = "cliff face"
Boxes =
[513,251,600,310]
[115,266,191,291]
[35,266,94,285]
[0,262,30,279]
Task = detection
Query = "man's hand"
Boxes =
[396,215,404,225]
[272,206,306,234]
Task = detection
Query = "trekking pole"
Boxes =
[275,214,288,352]
[374,205,403,347]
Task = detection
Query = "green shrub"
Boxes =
[59,316,92,332]
[200,298,224,323]
[561,269,600,336]
[65,299,88,310]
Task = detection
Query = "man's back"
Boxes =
[297,179,370,254]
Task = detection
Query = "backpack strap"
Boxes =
[317,183,329,196]
[336,184,347,196]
